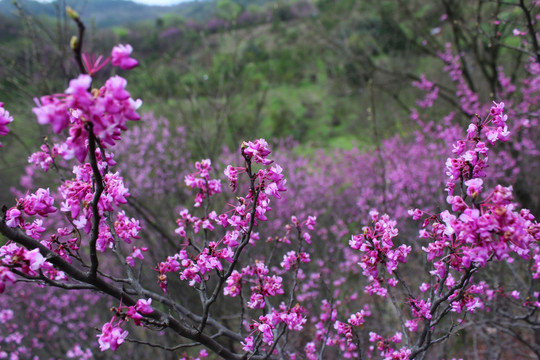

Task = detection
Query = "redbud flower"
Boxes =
[0,103,13,147]
[242,139,273,165]
[111,44,139,70]
[241,335,255,352]
[408,208,423,220]
[0,266,16,293]
[5,208,22,228]
[23,248,45,271]
[464,178,483,198]
[135,298,153,314]
[97,322,128,351]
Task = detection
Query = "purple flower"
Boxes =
[111,44,138,70]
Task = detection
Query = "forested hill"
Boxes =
[0,0,273,27]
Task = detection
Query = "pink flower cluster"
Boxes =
[126,246,148,267]
[159,215,232,291]
[368,331,410,360]
[176,243,233,286]
[280,250,310,271]
[242,303,307,351]
[418,104,540,274]
[156,254,180,292]
[349,210,411,297]
[0,266,16,294]
[5,188,57,229]
[32,45,141,162]
[158,143,285,292]
[0,244,64,293]
[95,210,141,252]
[52,151,140,254]
[224,165,240,191]
[348,305,371,327]
[242,138,273,165]
[287,215,317,244]
[60,154,124,219]
[28,143,72,172]
[397,104,540,348]
[445,102,509,198]
[333,305,372,345]
[408,297,432,320]
[0,102,13,147]
[222,147,286,227]
[184,159,222,207]
[160,207,234,289]
[66,344,93,359]
[179,349,209,360]
[97,298,153,352]
[412,74,439,108]
[175,208,219,240]
[224,261,284,309]
[305,299,358,359]
[97,322,128,351]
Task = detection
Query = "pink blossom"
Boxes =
[224,270,242,297]
[97,322,128,351]
[242,139,273,165]
[409,298,432,320]
[5,208,22,228]
[257,318,275,345]
[0,103,13,147]
[404,319,420,332]
[348,305,371,327]
[22,188,57,217]
[28,146,54,172]
[408,208,423,220]
[248,293,265,309]
[126,246,147,267]
[224,165,239,191]
[111,44,139,70]
[65,74,93,105]
[241,335,255,352]
[0,266,16,293]
[464,178,483,198]
[135,298,153,314]
[23,248,45,271]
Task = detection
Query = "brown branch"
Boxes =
[67,7,86,75]
[86,123,103,280]
[519,0,540,63]
[0,220,261,359]
[198,156,260,333]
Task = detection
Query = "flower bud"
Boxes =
[70,35,78,50]
[66,6,79,20]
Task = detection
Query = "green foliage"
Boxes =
[111,26,130,38]
[1,0,532,163]
[216,0,242,21]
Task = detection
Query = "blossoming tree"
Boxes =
[0,2,539,360]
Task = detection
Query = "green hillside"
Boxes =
[0,0,531,159]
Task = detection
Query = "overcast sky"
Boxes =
[35,0,192,5]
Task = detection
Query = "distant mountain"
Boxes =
[0,0,217,27]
